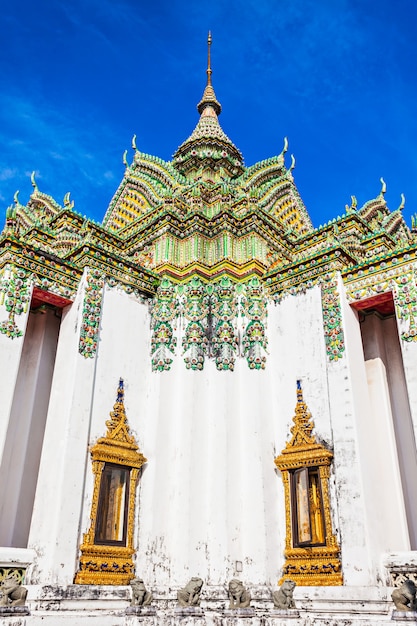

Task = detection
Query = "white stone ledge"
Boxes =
[382,552,417,570]
[18,585,400,624]
[0,547,36,567]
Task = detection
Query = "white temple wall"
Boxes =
[26,277,417,590]
[27,272,100,585]
[75,284,341,589]
[0,307,60,548]
[73,281,390,590]
[0,284,32,466]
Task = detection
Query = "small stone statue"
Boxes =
[177,577,203,607]
[0,572,28,607]
[130,577,153,607]
[392,580,417,612]
[272,579,296,609]
[228,578,251,609]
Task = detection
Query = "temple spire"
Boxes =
[197,31,221,116]
[172,32,243,177]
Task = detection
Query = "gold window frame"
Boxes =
[275,381,342,586]
[75,379,147,585]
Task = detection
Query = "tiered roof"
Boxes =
[0,35,415,307]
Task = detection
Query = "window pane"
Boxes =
[95,465,130,544]
[295,468,311,543]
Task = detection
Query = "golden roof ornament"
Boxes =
[197,31,222,116]
[30,171,38,191]
[103,377,137,447]
[173,32,244,176]
[287,380,316,447]
[276,380,334,467]
[380,176,387,196]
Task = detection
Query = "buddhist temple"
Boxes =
[0,34,417,625]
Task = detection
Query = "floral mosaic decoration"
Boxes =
[321,272,345,361]
[78,269,105,358]
[211,275,239,371]
[241,275,268,369]
[181,276,210,370]
[394,269,417,341]
[150,277,178,371]
[0,265,31,339]
[345,259,417,343]
[150,274,270,372]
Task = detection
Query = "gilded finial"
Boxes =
[123,150,128,167]
[289,154,296,172]
[117,377,124,402]
[13,190,19,205]
[207,31,212,86]
[296,379,303,402]
[132,134,137,151]
[282,137,288,154]
[399,193,405,210]
[103,377,137,446]
[197,31,221,115]
[346,195,357,213]
[31,171,38,191]
[63,192,71,207]
[380,177,386,195]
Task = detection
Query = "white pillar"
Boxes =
[326,276,374,584]
[385,318,417,549]
[363,313,417,549]
[0,308,60,547]
[398,334,417,450]
[333,277,409,584]
[0,282,32,466]
[27,271,102,585]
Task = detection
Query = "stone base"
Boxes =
[391,610,417,621]
[170,606,204,616]
[4,584,406,625]
[125,605,157,615]
[263,609,303,626]
[165,606,205,625]
[0,605,30,616]
[269,608,300,617]
[223,608,255,617]
[221,608,261,626]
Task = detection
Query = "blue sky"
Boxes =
[1,0,416,228]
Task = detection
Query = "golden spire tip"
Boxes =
[207,30,212,86]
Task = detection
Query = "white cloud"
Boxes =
[0,167,17,181]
